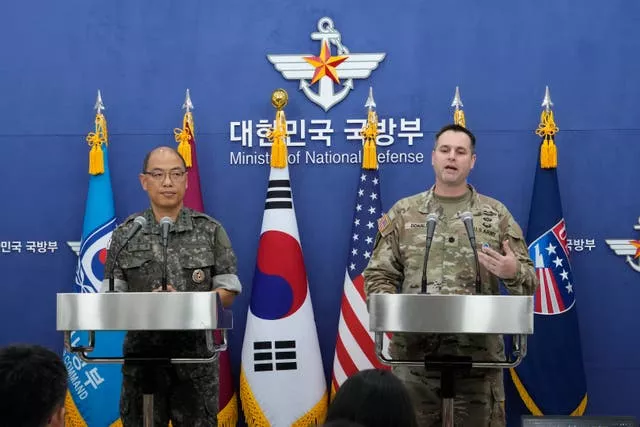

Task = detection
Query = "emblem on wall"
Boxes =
[605,217,640,272]
[267,17,386,111]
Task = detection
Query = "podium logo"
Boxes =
[605,216,640,273]
[253,340,297,372]
[267,17,385,112]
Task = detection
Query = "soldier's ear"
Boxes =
[139,173,148,191]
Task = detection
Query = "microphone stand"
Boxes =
[162,243,168,292]
[107,243,128,293]
[421,214,438,294]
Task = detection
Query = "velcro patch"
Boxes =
[377,213,393,236]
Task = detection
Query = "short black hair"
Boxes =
[435,123,476,151]
[0,344,68,427]
[326,369,418,427]
[142,146,187,173]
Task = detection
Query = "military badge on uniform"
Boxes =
[378,213,391,233]
[192,269,205,283]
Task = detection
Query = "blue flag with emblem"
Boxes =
[63,98,125,427]
[505,94,588,424]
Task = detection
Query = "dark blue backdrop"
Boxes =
[1,0,639,422]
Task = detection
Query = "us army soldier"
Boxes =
[364,124,537,427]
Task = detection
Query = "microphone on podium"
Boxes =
[459,211,482,294]
[420,213,439,294]
[159,217,174,291]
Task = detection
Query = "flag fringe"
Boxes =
[64,391,88,427]
[292,391,328,427]
[508,368,587,416]
[239,368,270,426]
[218,391,239,427]
[240,368,328,426]
[64,391,124,427]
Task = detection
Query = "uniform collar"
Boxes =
[142,207,194,234]
[418,184,480,215]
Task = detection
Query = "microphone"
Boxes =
[159,217,174,291]
[160,217,173,248]
[107,216,147,292]
[459,211,482,294]
[420,213,439,294]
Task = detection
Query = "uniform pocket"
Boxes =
[180,247,215,291]
[119,247,157,291]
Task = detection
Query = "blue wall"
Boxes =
[1,0,640,422]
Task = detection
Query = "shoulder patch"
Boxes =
[377,213,393,236]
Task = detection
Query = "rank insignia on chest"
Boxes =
[192,269,205,283]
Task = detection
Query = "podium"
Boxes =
[369,294,534,427]
[57,291,233,427]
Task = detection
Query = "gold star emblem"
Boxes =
[304,41,348,85]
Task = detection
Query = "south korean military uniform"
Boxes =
[364,185,537,427]
[103,207,242,427]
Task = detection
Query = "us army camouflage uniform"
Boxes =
[363,185,537,427]
[103,207,242,427]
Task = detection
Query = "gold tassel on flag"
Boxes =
[360,87,379,170]
[174,111,193,168]
[174,89,194,168]
[454,109,466,127]
[451,86,466,128]
[537,86,559,169]
[86,111,108,176]
[267,89,288,168]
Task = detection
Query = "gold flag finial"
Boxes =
[360,87,379,170]
[536,85,558,169]
[267,89,288,168]
[86,89,108,175]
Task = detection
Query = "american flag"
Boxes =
[331,169,390,396]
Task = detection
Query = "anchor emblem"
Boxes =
[605,216,640,272]
[267,17,386,112]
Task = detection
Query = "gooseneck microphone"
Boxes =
[459,211,482,294]
[159,217,174,291]
[420,213,439,294]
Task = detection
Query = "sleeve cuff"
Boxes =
[213,273,242,293]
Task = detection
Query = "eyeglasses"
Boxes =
[143,169,187,182]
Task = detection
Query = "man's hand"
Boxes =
[153,284,176,292]
[478,240,518,280]
[214,288,237,308]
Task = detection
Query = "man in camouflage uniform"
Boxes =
[103,146,242,426]
[364,124,537,427]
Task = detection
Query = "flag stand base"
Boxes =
[424,355,472,427]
